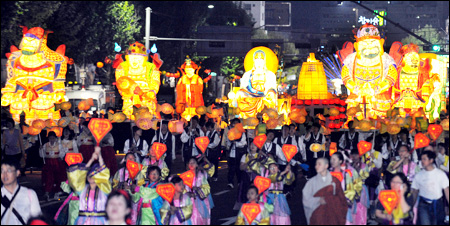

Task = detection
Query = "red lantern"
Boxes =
[313,99,320,105]
[253,134,267,149]
[340,100,346,106]
[88,118,113,146]
[156,183,175,203]
[329,116,336,121]
[357,140,372,156]
[126,160,143,180]
[282,144,298,163]
[378,190,399,215]
[414,133,430,150]
[330,171,343,182]
[329,142,337,156]
[180,170,195,189]
[241,203,261,225]
[428,124,443,142]
[329,122,335,129]
[152,142,167,160]
[339,107,346,112]
[298,100,303,105]
[322,99,329,105]
[340,114,346,119]
[195,136,210,154]
[253,176,271,194]
[305,100,311,105]
[65,153,83,166]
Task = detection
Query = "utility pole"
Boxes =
[145,7,152,51]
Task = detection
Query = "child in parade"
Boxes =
[266,162,294,225]
[142,145,170,181]
[235,186,271,225]
[112,153,146,190]
[105,190,132,225]
[131,166,164,225]
[40,131,66,201]
[160,176,193,225]
[67,146,111,225]
[237,139,260,207]
[185,156,215,225]
[54,180,80,225]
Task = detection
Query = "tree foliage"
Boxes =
[401,24,444,53]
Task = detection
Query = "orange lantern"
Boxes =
[161,103,174,115]
[328,107,340,117]
[22,125,42,136]
[60,102,72,111]
[176,104,185,114]
[378,190,399,215]
[126,160,143,180]
[168,120,185,134]
[266,118,279,129]
[58,117,71,128]
[136,117,152,130]
[78,100,90,111]
[235,123,246,133]
[357,140,372,156]
[359,119,372,132]
[282,144,298,163]
[253,134,267,149]
[45,119,57,128]
[266,109,278,119]
[156,183,175,203]
[88,118,113,146]
[152,142,167,161]
[195,136,210,154]
[310,143,325,152]
[440,119,449,131]
[180,170,195,189]
[228,127,242,141]
[111,112,127,123]
[86,98,94,107]
[97,62,104,68]
[65,153,83,166]
[330,171,344,182]
[195,106,207,115]
[32,119,46,130]
[253,176,271,194]
[329,142,337,156]
[414,133,430,150]
[241,203,261,225]
[47,127,63,137]
[387,123,401,135]
[299,107,308,117]
[427,124,443,142]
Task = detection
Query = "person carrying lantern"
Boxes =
[235,186,272,225]
[151,120,176,172]
[175,57,204,121]
[160,176,194,225]
[99,132,118,178]
[77,120,95,164]
[142,145,170,181]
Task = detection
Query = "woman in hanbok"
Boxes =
[62,128,79,155]
[160,176,193,225]
[67,146,111,225]
[235,186,271,225]
[131,166,164,225]
[386,145,420,184]
[40,131,65,201]
[77,121,95,163]
[105,190,132,225]
[266,162,294,225]
[142,145,170,181]
[99,132,118,178]
[185,157,215,225]
[237,139,260,207]
[112,153,146,190]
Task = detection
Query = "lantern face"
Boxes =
[241,203,261,225]
[156,183,176,203]
[253,176,271,194]
[329,142,337,156]
[330,171,343,182]
[195,136,210,154]
[161,103,174,115]
[88,118,113,145]
[378,190,398,215]
[427,124,443,141]
[244,46,278,74]
[65,153,83,166]
[357,140,372,156]
[179,170,195,189]
[152,142,167,160]
[253,134,267,149]
[126,160,143,180]
[282,144,298,162]
[414,133,430,150]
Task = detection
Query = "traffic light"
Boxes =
[423,45,440,52]
[432,45,440,52]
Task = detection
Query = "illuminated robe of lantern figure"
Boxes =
[236,49,278,119]
[338,24,398,118]
[175,57,204,121]
[115,42,161,119]
[1,26,67,125]
[391,43,431,116]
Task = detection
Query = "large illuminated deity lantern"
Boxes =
[115,42,161,120]
[175,57,204,121]
[236,47,278,119]
[339,23,398,118]
[1,26,67,125]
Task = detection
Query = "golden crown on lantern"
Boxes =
[355,23,381,41]
[126,42,147,56]
[253,50,266,60]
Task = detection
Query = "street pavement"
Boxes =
[19,154,310,225]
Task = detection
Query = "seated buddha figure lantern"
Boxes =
[115,42,161,120]
[236,47,278,119]
[1,26,67,125]
[175,57,204,121]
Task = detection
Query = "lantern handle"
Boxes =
[38,133,45,164]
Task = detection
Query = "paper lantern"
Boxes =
[152,142,167,161]
[322,100,329,105]
[161,103,174,115]
[359,119,372,132]
[244,46,278,74]
[329,142,337,156]
[22,125,41,136]
[32,119,46,130]
[233,107,241,115]
[245,117,259,127]
[330,171,344,182]
[428,124,443,141]
[329,108,340,116]
[339,100,346,106]
[339,114,346,119]
[357,140,372,156]
[305,100,312,105]
[168,120,184,134]
[299,108,308,117]
[195,106,207,115]
[150,119,159,130]
[45,119,57,128]
[440,119,449,131]
[266,118,279,129]
[329,122,336,129]
[78,100,90,111]
[97,62,104,68]
[58,117,71,128]
[156,183,175,203]
[126,160,143,180]
[87,98,94,107]
[88,118,113,145]
[253,176,271,194]
[60,102,72,111]
[228,127,242,141]
[235,123,246,133]
[180,170,195,189]
[111,112,127,123]
[136,117,152,130]
[241,203,261,225]
[309,143,325,152]
[414,133,430,150]
[266,109,278,119]
[415,117,428,132]
[195,136,210,154]
[346,106,361,117]
[253,134,267,149]
[65,153,83,166]
[47,127,63,137]
[297,100,304,105]
[329,116,336,121]
[387,123,401,135]
[282,144,298,162]
[176,104,185,114]
[313,99,320,105]
[378,190,399,215]
[339,107,346,112]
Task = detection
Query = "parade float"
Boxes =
[1,26,68,125]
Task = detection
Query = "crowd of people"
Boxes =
[1,109,449,225]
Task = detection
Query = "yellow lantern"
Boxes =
[112,112,127,123]
[97,62,104,68]
[266,108,278,119]
[161,103,174,115]
[136,117,152,130]
[359,119,372,132]
[297,53,329,100]
[244,46,279,74]
[195,106,207,115]
[228,127,242,141]
[32,119,46,130]
[387,123,401,135]
[169,120,185,134]
[78,100,90,111]
[176,104,185,114]
[60,102,72,111]
[45,119,57,128]
[395,117,407,127]
[266,118,279,129]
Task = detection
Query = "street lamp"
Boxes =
[208,5,214,9]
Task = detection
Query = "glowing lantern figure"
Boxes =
[1,26,68,125]
[88,118,113,146]
[427,124,443,142]
[114,42,161,119]
[338,24,398,118]
[175,57,204,121]
[297,53,328,100]
[236,47,278,119]
[253,176,271,194]
[253,134,267,149]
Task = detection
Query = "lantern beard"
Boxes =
[361,47,380,59]
[22,50,36,55]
